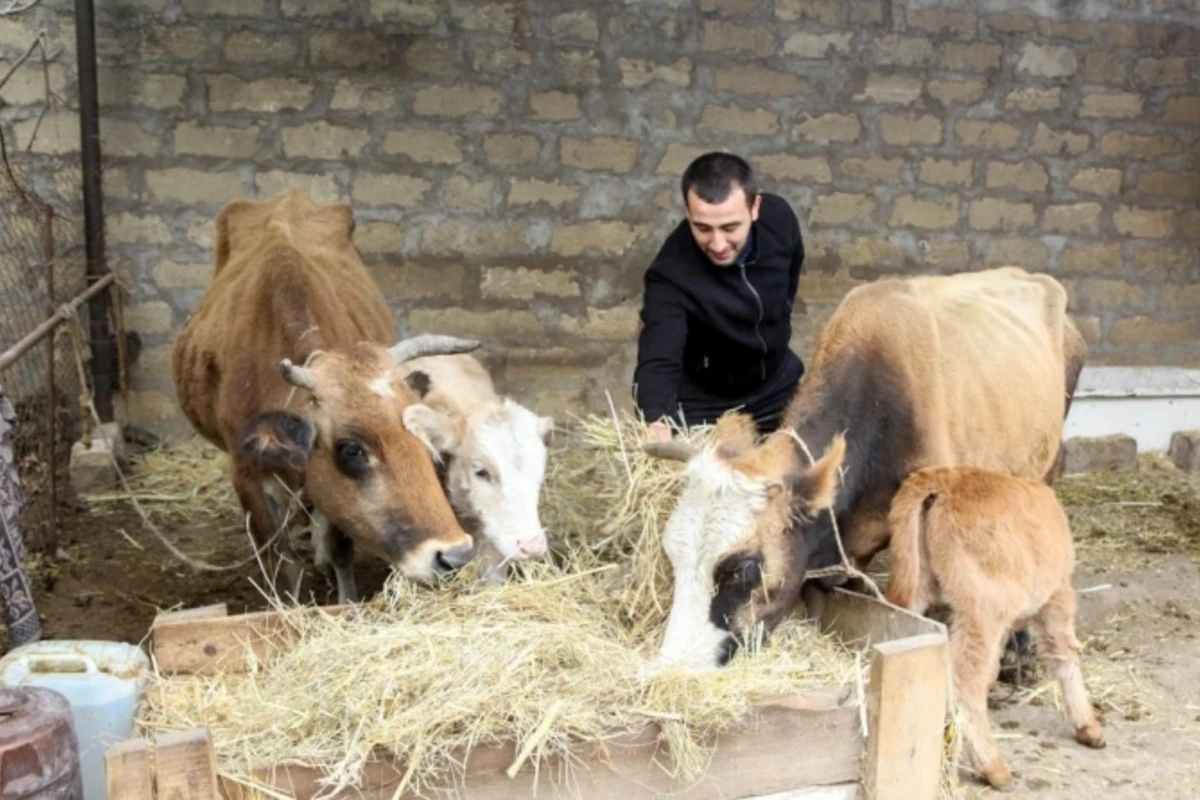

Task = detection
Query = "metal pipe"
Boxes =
[0,272,115,374]
[74,0,115,422]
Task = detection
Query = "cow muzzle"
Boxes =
[395,532,475,585]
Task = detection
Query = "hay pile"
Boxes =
[138,413,866,798]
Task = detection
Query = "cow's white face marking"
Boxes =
[656,448,769,671]
[449,399,550,561]
[404,398,552,563]
[369,375,394,398]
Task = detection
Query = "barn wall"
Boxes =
[1,0,1198,439]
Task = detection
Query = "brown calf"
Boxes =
[886,465,1105,789]
[172,191,479,603]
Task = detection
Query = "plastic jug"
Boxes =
[0,641,151,800]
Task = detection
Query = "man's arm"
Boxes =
[632,272,689,428]
[787,216,805,304]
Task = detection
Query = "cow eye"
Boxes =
[473,466,491,481]
[334,439,370,477]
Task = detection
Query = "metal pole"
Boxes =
[0,272,115,374]
[74,0,115,422]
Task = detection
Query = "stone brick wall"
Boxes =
[2,0,1198,438]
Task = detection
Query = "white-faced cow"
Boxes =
[643,266,1086,670]
[398,353,553,583]
[171,190,481,604]
[886,464,1105,789]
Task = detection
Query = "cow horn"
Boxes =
[389,334,482,364]
[280,359,318,391]
[641,441,700,462]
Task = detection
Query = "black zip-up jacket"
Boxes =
[633,192,806,423]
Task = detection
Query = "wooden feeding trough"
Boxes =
[105,589,949,800]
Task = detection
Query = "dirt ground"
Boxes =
[17,440,1200,800]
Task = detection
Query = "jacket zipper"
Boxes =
[739,261,768,380]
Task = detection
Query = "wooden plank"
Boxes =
[754,784,861,800]
[154,728,220,800]
[104,738,153,800]
[151,604,349,676]
[226,700,862,800]
[155,603,229,624]
[863,633,949,800]
[816,588,945,648]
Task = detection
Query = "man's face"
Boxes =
[685,186,761,267]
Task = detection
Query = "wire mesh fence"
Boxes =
[0,32,89,557]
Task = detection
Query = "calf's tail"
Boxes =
[885,476,938,610]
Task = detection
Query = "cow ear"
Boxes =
[787,434,846,510]
[403,404,458,457]
[237,411,315,473]
[536,415,554,443]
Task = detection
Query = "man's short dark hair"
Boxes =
[681,152,758,207]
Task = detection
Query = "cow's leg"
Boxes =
[951,614,1011,789]
[312,511,358,604]
[233,468,303,603]
[1033,583,1105,749]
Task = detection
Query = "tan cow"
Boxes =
[887,464,1106,789]
[643,267,1086,670]
[172,190,480,603]
[399,353,553,584]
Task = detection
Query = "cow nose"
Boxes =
[516,536,547,559]
[435,542,475,573]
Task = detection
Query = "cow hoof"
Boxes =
[981,761,1013,791]
[1076,724,1106,749]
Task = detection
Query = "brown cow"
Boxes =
[887,464,1106,789]
[172,190,480,603]
[643,267,1086,670]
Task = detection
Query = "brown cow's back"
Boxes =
[173,191,395,450]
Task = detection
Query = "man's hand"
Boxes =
[648,420,672,442]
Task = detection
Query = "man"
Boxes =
[632,152,806,442]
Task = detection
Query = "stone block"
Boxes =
[986,161,1049,192]
[955,120,1021,150]
[881,114,943,146]
[854,74,922,105]
[1114,206,1176,238]
[1080,92,1145,119]
[69,422,127,495]
[919,158,973,187]
[928,79,987,105]
[782,32,853,58]
[530,91,582,121]
[809,193,877,227]
[619,57,692,89]
[382,129,463,164]
[1169,431,1200,471]
[484,133,540,166]
[413,85,502,117]
[508,179,579,208]
[890,195,960,230]
[1061,435,1137,475]
[1043,203,1103,235]
[1017,43,1077,78]
[560,136,639,173]
[758,154,832,183]
[698,104,780,136]
[840,155,906,184]
[1069,168,1122,197]
[792,113,862,144]
[712,65,811,96]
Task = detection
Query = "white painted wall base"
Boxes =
[1064,367,1200,453]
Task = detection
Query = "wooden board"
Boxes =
[864,634,949,800]
[225,696,861,800]
[124,590,949,800]
[817,587,946,647]
[151,603,349,675]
